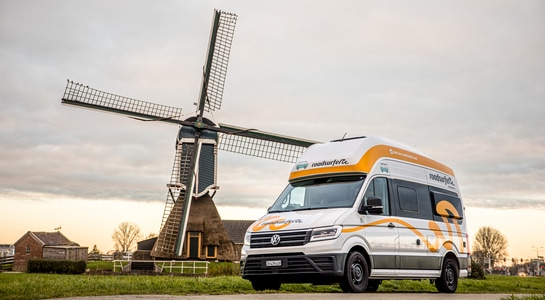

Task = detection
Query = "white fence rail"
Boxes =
[112,260,209,274]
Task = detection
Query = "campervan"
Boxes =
[240,136,470,293]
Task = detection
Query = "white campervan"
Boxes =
[240,136,470,293]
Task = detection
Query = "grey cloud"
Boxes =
[1,0,544,212]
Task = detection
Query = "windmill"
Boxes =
[61,9,318,259]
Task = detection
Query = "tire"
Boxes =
[339,251,369,293]
[251,279,281,291]
[435,257,458,293]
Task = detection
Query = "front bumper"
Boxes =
[241,252,346,283]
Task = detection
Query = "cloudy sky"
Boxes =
[1,1,544,259]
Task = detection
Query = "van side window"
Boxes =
[364,177,390,215]
[430,189,463,223]
[392,179,433,220]
[397,186,418,212]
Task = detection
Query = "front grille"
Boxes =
[243,253,336,275]
[250,230,311,248]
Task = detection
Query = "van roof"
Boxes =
[289,136,454,182]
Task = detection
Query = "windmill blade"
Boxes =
[197,10,237,114]
[218,123,319,163]
[61,80,184,125]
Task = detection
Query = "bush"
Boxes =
[469,260,486,279]
[27,259,86,274]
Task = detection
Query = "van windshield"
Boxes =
[268,175,365,212]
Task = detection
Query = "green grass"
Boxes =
[0,272,544,300]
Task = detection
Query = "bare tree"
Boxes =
[473,226,508,269]
[112,221,143,252]
[145,232,158,239]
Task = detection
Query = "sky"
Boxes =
[1,0,544,261]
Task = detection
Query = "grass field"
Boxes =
[1,262,544,300]
[0,273,544,300]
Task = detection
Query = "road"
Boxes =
[55,293,516,300]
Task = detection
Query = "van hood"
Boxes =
[249,208,349,233]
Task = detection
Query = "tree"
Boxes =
[111,221,143,252]
[90,244,101,254]
[145,232,158,239]
[473,226,508,269]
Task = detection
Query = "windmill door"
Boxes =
[188,232,201,259]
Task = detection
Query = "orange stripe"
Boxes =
[290,145,454,181]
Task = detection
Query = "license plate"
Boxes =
[265,260,282,267]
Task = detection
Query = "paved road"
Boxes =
[55,293,516,300]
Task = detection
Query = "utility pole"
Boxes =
[532,246,544,258]
[531,246,543,276]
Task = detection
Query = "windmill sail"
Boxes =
[62,81,184,124]
[198,10,237,113]
[218,123,317,163]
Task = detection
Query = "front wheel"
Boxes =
[435,257,459,293]
[339,251,369,293]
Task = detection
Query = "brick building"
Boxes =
[13,231,87,272]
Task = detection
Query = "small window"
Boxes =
[364,177,390,215]
[26,246,30,255]
[206,245,217,259]
[398,186,419,212]
[431,191,463,219]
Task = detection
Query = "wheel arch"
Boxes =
[348,244,372,273]
[442,251,460,274]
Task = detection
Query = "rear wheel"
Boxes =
[339,251,369,293]
[251,279,281,291]
[435,257,458,293]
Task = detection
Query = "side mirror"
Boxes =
[359,197,384,215]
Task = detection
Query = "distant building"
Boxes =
[0,244,15,256]
[13,231,88,272]
[223,220,255,261]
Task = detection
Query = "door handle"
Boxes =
[388,222,395,228]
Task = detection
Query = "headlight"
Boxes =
[244,231,251,246]
[310,226,342,242]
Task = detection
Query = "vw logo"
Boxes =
[270,234,281,246]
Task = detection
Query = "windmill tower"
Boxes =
[61,9,318,259]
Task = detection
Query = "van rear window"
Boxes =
[430,191,463,219]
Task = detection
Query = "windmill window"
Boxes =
[206,245,217,259]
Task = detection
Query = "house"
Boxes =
[0,244,14,257]
[13,231,88,272]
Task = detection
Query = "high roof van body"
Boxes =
[241,136,470,293]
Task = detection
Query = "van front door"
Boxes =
[361,177,399,277]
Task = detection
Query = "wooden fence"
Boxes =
[0,255,14,271]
